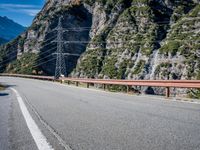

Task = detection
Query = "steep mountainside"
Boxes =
[0,0,199,83]
[0,37,8,45]
[0,16,26,41]
[74,0,200,81]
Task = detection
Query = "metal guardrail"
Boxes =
[0,73,54,81]
[1,73,200,98]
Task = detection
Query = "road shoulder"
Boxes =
[0,89,11,150]
[7,89,38,150]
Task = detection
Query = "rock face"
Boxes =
[0,0,200,83]
[74,0,200,81]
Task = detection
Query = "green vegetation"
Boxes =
[0,38,20,72]
[154,62,173,79]
[31,23,42,31]
[76,1,199,79]
[0,0,199,90]
[84,0,129,13]
[189,71,200,99]
[18,36,26,47]
[190,4,200,17]
[101,56,118,79]
[159,41,181,56]
[188,89,200,99]
[132,60,145,74]
[118,60,129,79]
[75,48,106,78]
[158,3,200,83]
[171,1,196,22]
[0,84,5,91]
[159,4,200,56]
[107,85,128,93]
[6,53,39,75]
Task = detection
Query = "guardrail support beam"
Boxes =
[126,85,129,93]
[103,84,106,90]
[61,79,64,84]
[87,83,89,88]
[166,87,170,98]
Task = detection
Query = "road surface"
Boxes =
[0,77,200,150]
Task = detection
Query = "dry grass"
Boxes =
[0,84,5,91]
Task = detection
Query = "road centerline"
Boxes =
[11,88,54,150]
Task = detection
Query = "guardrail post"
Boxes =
[126,85,129,93]
[61,79,64,84]
[67,80,70,85]
[103,84,106,90]
[76,82,79,87]
[87,83,89,88]
[166,87,170,98]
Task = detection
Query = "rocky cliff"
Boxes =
[74,0,200,81]
[0,0,199,82]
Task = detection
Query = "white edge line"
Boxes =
[11,88,54,150]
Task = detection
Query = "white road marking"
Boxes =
[11,88,54,150]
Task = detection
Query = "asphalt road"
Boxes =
[0,77,200,150]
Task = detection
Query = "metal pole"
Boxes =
[87,83,90,88]
[166,87,170,98]
[54,17,66,79]
[126,85,129,93]
[103,84,106,90]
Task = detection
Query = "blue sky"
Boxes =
[0,0,45,27]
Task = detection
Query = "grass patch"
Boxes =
[6,52,39,75]
[0,84,5,91]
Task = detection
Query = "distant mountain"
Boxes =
[0,16,26,41]
[0,37,8,45]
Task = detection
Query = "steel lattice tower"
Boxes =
[54,17,67,79]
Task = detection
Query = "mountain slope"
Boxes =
[157,4,200,80]
[0,0,199,83]
[0,37,8,45]
[0,16,26,41]
[74,0,200,81]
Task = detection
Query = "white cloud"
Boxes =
[0,3,41,16]
[19,9,41,16]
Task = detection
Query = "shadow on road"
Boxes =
[4,85,16,88]
[0,83,16,97]
[0,83,16,89]
[0,93,9,96]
